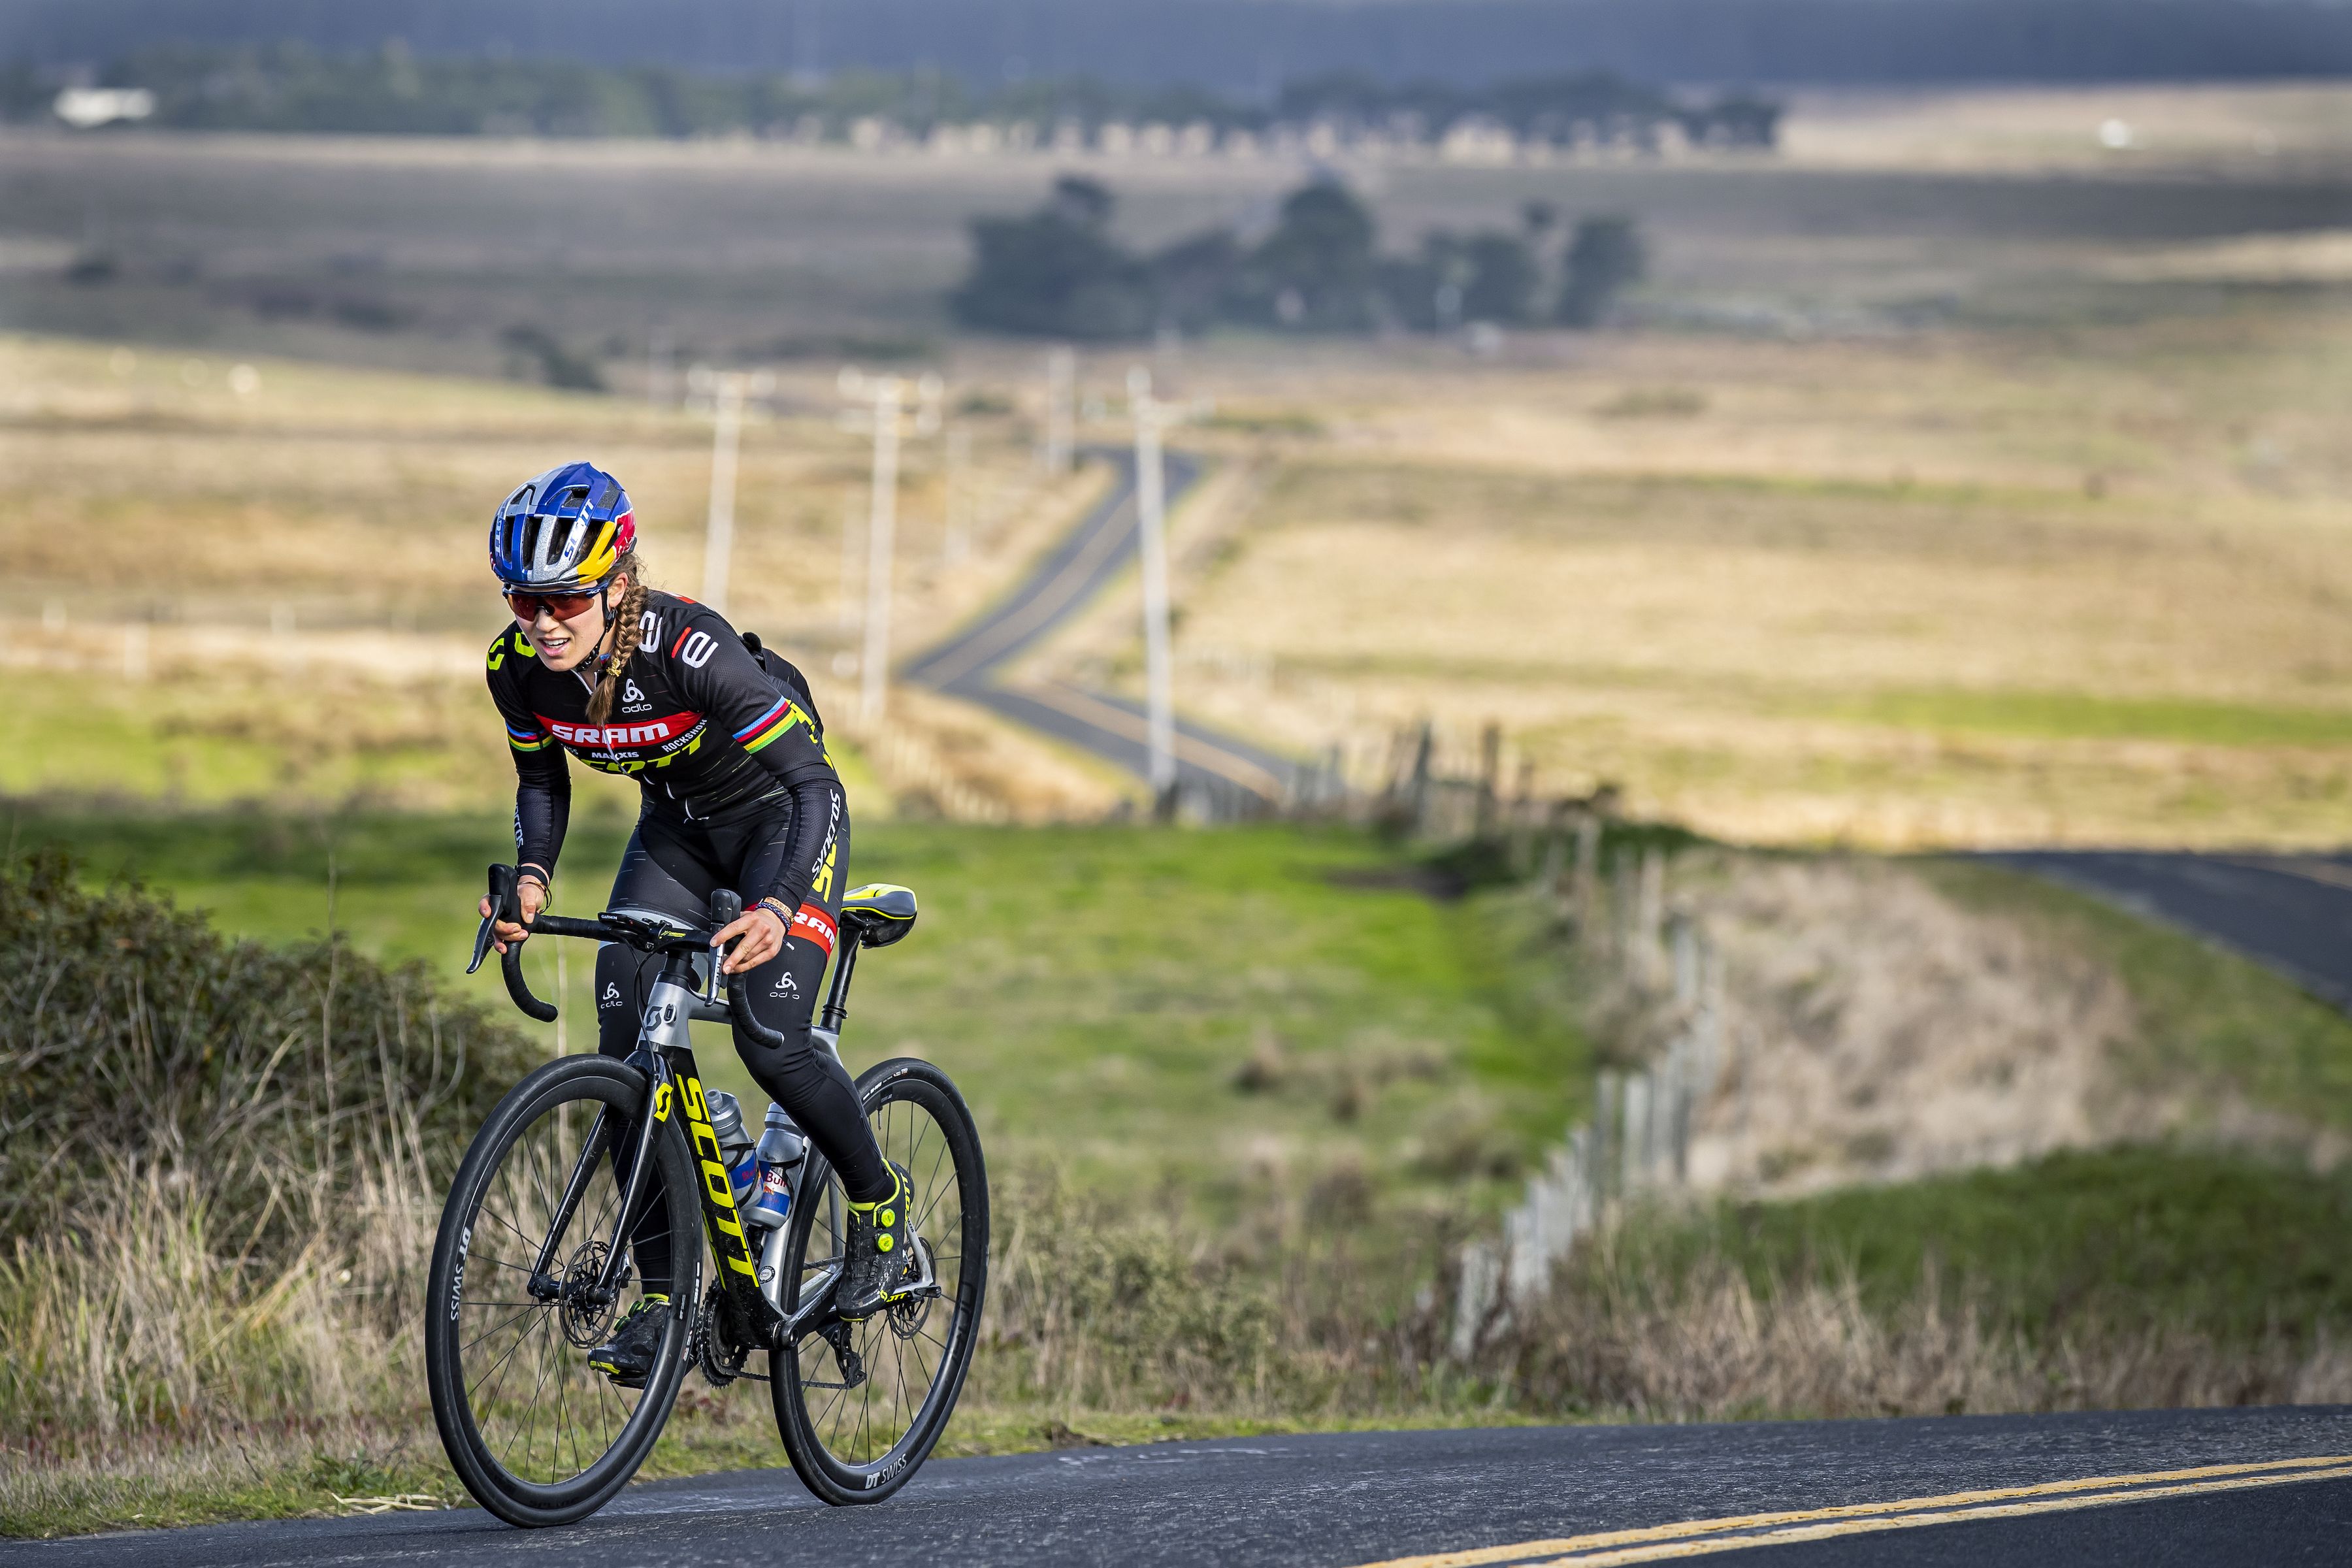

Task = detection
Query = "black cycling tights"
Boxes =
[593,797,891,1294]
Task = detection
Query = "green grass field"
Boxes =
[8,806,1590,1222]
[1637,1144,2352,1345]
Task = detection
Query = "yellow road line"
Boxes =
[1544,1463,2352,1565]
[1349,1454,2352,1568]
[1017,679,1286,797]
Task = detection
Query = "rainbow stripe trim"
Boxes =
[507,721,555,753]
[734,696,802,754]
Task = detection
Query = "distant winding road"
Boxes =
[1984,850,2352,1011]
[19,1407,2352,1565]
[902,451,1297,815]
[905,458,2352,1007]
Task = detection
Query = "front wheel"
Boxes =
[771,1057,989,1505]
[425,1055,703,1527]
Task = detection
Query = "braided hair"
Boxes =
[585,550,649,724]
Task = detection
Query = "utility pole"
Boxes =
[943,425,972,566]
[1129,365,1177,808]
[689,366,775,617]
[838,498,863,632]
[1043,345,1074,475]
[840,367,942,722]
[860,377,900,724]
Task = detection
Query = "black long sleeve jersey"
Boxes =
[485,590,843,921]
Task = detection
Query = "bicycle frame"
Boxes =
[508,914,870,1349]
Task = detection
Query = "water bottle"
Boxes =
[746,1103,806,1229]
[705,1089,760,1212]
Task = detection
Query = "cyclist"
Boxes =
[477,461,913,1384]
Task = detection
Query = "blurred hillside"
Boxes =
[8,0,2352,87]
[4,76,2350,847]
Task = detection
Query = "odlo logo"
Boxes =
[622,679,650,713]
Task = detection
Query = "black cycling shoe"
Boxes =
[836,1162,917,1317]
[587,1294,672,1389]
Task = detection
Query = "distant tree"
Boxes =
[1461,231,1540,325]
[1556,216,1646,328]
[0,59,48,122]
[1047,174,1114,228]
[948,175,1157,339]
[1149,227,1243,335]
[1376,230,1465,332]
[1379,226,1538,329]
[1236,180,1380,333]
[500,324,606,391]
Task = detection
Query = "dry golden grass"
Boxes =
[1486,1252,2352,1422]
[0,334,1125,817]
[0,336,1061,637]
[1082,304,2352,848]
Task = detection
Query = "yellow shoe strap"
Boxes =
[846,1174,906,1214]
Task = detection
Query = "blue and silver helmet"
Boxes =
[490,462,636,590]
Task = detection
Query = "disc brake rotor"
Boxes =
[560,1239,617,1348]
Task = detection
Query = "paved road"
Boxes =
[1984,850,2352,1010]
[18,1407,2350,1565]
[903,451,1299,816]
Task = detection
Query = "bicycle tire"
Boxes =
[425,1054,703,1527]
[771,1056,989,1505]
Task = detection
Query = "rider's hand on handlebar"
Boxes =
[713,903,788,975]
[478,875,546,955]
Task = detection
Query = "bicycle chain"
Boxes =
[691,1282,767,1386]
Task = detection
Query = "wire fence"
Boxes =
[1453,892,1726,1358]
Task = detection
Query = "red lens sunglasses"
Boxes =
[505,585,604,621]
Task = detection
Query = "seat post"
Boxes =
[819,938,860,1032]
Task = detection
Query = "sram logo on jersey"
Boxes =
[789,902,838,958]
[539,710,700,749]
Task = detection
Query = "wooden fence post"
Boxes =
[1475,721,1502,839]
[1409,721,1435,835]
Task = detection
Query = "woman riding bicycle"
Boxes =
[477,461,912,1385]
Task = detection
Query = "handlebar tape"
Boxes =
[501,940,559,1023]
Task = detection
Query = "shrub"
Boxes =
[0,853,537,1444]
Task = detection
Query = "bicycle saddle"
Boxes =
[840,883,917,949]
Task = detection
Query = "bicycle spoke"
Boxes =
[461,1302,542,1356]
[480,1201,546,1257]
[467,1303,544,1409]
[444,1078,686,1492]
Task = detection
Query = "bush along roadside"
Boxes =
[0,851,537,1452]
[1426,812,2352,1409]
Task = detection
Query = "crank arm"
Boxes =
[774,1264,844,1344]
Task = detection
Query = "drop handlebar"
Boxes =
[467,863,794,1049]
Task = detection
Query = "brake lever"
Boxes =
[704,889,792,1049]
[709,889,745,960]
[468,864,517,975]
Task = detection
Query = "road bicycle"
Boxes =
[424,864,988,1527]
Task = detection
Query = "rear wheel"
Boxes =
[771,1057,988,1505]
[425,1055,702,1527]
